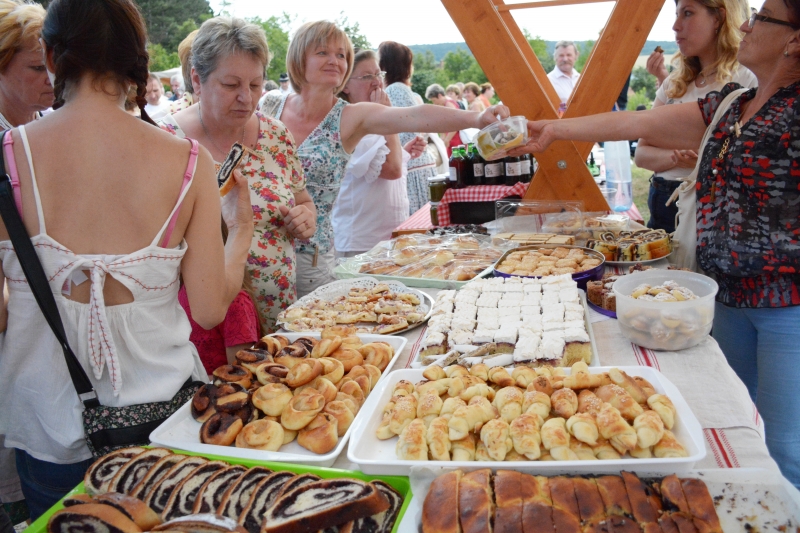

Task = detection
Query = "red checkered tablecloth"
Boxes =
[437,182,530,226]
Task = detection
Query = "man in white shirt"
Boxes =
[278,73,293,96]
[144,73,171,121]
[546,40,581,110]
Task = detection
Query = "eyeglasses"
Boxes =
[748,10,800,30]
[350,71,386,82]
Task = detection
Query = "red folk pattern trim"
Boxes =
[641,346,660,371]
[704,428,728,468]
[706,428,734,468]
[90,277,117,386]
[631,343,646,366]
[716,429,741,467]
[111,271,180,292]
[112,253,183,266]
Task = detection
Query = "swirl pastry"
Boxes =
[359,343,393,371]
[311,336,342,358]
[235,420,285,451]
[238,471,295,533]
[62,494,94,507]
[274,343,310,369]
[129,454,187,501]
[255,363,290,385]
[255,334,290,355]
[143,456,208,514]
[161,461,228,521]
[191,384,219,423]
[152,514,248,533]
[93,493,162,531]
[302,376,338,403]
[323,400,356,437]
[298,413,339,454]
[318,357,345,385]
[47,504,142,533]
[252,383,293,417]
[285,359,323,388]
[84,447,146,496]
[107,448,172,495]
[280,390,325,430]
[190,465,246,514]
[217,466,273,519]
[264,479,390,533]
[273,473,321,501]
[330,347,364,372]
[212,365,252,389]
[338,380,365,405]
[200,413,243,447]
[235,349,273,374]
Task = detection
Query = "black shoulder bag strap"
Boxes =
[0,129,99,409]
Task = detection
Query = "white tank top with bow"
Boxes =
[0,126,206,464]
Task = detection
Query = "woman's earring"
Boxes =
[785,50,790,56]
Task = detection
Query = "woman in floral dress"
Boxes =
[161,17,316,331]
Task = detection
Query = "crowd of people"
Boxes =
[0,0,797,525]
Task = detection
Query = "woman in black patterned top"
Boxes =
[511,0,800,488]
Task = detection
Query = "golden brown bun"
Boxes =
[280,390,325,430]
[359,343,393,372]
[284,359,323,388]
[235,419,284,451]
[323,400,356,436]
[318,357,345,384]
[200,413,243,446]
[93,493,162,531]
[212,365,252,389]
[255,363,290,386]
[297,413,339,454]
[422,470,461,533]
[48,504,142,533]
[311,336,342,358]
[459,469,494,533]
[252,383,293,417]
[330,348,364,372]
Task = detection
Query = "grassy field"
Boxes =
[631,163,651,224]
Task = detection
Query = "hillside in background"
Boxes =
[409,40,677,62]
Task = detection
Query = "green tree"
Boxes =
[442,49,473,82]
[334,12,370,50]
[250,14,293,81]
[627,88,653,110]
[575,40,594,73]
[136,0,213,51]
[630,66,657,100]
[411,70,438,101]
[147,43,180,72]
[523,29,554,72]
[413,50,438,73]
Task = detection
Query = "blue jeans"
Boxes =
[646,176,680,233]
[712,302,800,488]
[14,450,93,521]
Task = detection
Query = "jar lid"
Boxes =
[428,176,447,182]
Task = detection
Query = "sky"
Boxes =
[211,0,765,47]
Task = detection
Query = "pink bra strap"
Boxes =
[160,138,199,248]
[2,131,23,222]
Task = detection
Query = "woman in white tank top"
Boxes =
[0,0,253,519]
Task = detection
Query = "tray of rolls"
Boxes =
[26,446,410,533]
[334,233,506,289]
[405,467,800,533]
[347,365,704,476]
[149,330,407,467]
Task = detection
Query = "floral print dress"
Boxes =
[385,82,437,215]
[160,112,306,332]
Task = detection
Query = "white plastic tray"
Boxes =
[347,366,705,476]
[149,333,407,468]
[399,467,800,533]
[411,290,600,368]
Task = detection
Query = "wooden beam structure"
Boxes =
[440,0,664,211]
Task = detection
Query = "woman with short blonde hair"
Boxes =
[170,29,198,113]
[261,21,508,296]
[463,81,486,112]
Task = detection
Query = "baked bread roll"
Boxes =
[634,410,665,449]
[596,403,637,453]
[540,417,570,450]
[522,390,551,422]
[323,400,355,436]
[200,413,243,447]
[566,413,599,446]
[551,388,578,419]
[647,394,677,429]
[252,383,293,417]
[577,389,603,416]
[238,471,295,533]
[448,397,496,441]
[318,357,345,384]
[426,416,451,461]
[423,365,447,381]
[129,454,187,501]
[311,336,342,358]
[494,470,523,533]
[93,493,162,530]
[591,438,622,460]
[84,447,146,496]
[297,413,339,454]
[263,479,390,533]
[493,386,524,423]
[389,395,418,436]
[217,466,273,519]
[681,478,722,532]
[280,390,325,430]
[108,448,173,496]
[569,439,597,460]
[571,477,605,523]
[422,470,461,533]
[595,384,644,421]
[474,440,492,461]
[659,474,690,514]
[161,461,228,521]
[488,366,515,387]
[439,397,466,420]
[528,375,554,396]
[417,392,444,427]
[633,376,657,399]
[653,430,688,458]
[235,420,285,451]
[509,413,541,460]
[396,418,428,460]
[190,465,246,514]
[512,366,538,388]
[48,504,142,533]
[285,358,323,388]
[480,418,513,461]
[469,363,490,381]
[562,371,603,390]
[458,469,494,533]
[450,434,476,461]
[608,368,649,404]
[255,363,290,385]
[549,477,581,530]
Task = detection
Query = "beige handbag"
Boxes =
[667,88,748,271]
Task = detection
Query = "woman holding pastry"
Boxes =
[0,0,253,516]
[510,0,800,487]
[160,17,316,331]
[260,21,509,296]
[638,0,756,232]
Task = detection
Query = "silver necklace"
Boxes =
[696,69,717,87]
[198,105,245,155]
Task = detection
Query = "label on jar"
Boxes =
[520,159,531,174]
[473,163,485,177]
[505,162,521,176]
[484,162,503,178]
[448,167,457,183]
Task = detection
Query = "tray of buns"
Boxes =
[335,233,506,289]
[276,278,432,334]
[347,365,704,476]
[413,275,599,368]
[403,467,800,533]
[25,446,411,533]
[149,331,407,468]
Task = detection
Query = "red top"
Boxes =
[178,286,260,374]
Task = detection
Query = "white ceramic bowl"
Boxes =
[612,270,718,351]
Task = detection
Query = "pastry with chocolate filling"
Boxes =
[238,471,295,533]
[47,503,142,533]
[63,493,95,507]
[130,454,188,501]
[153,513,249,533]
[217,143,245,197]
[84,447,146,496]
[108,448,174,495]
[217,466,273,519]
[93,493,162,531]
[192,465,247,514]
[161,461,229,521]
[143,456,208,514]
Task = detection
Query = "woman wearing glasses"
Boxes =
[260,22,508,296]
[511,0,800,488]
[641,0,756,232]
[332,50,426,257]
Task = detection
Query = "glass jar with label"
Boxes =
[467,143,484,186]
[504,155,522,186]
[519,153,532,183]
[428,176,448,203]
[484,159,504,185]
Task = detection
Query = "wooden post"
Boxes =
[440,0,664,211]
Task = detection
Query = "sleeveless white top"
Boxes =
[0,126,206,463]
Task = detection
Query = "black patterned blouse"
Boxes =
[696,82,800,308]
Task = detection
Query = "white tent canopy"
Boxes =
[153,67,181,84]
